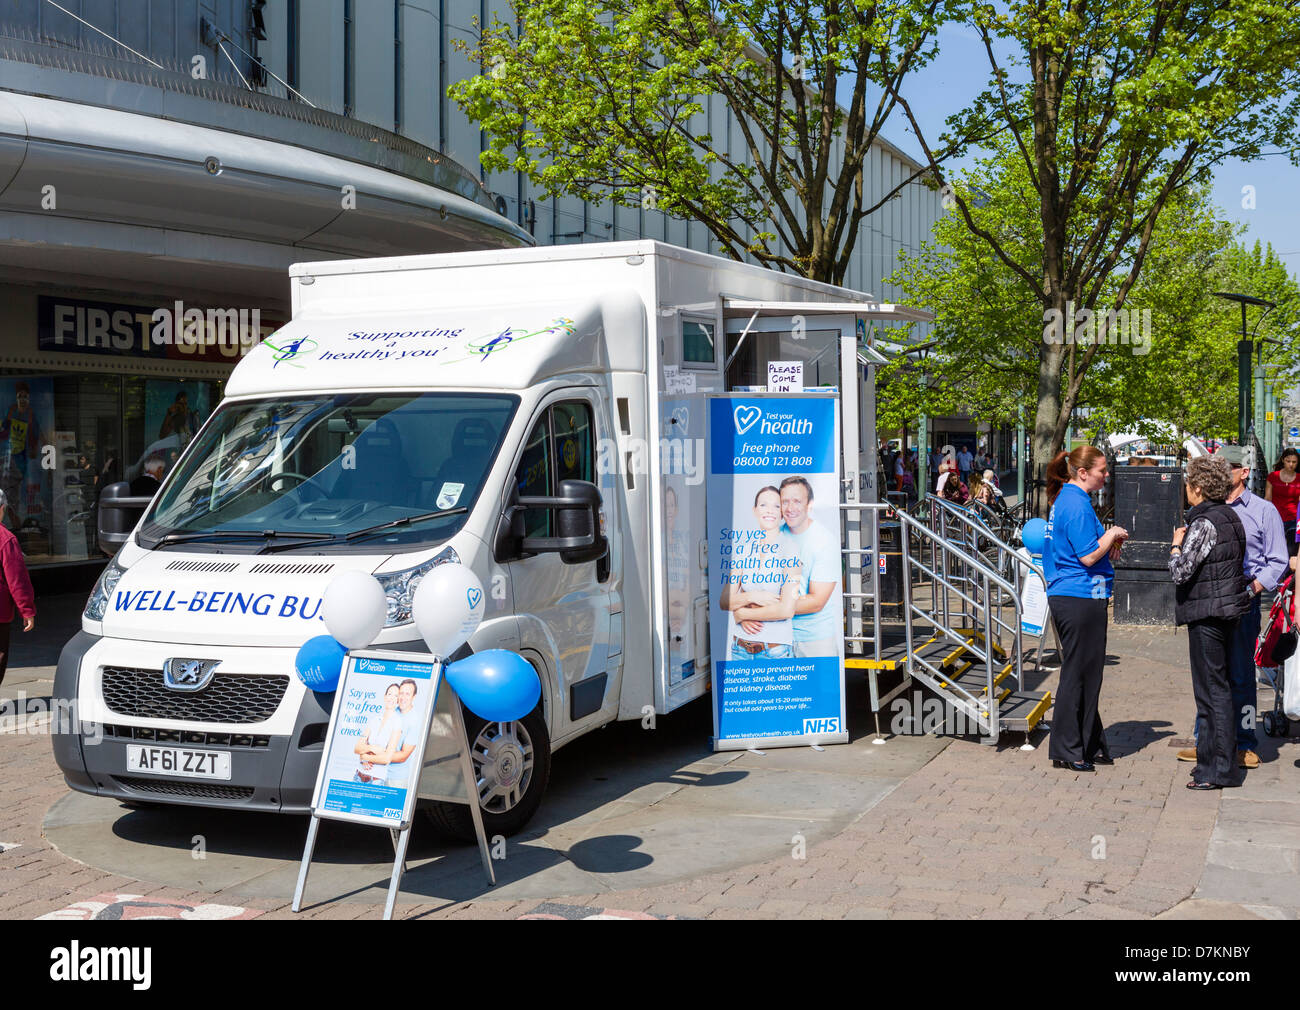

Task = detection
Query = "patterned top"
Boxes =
[1168,517,1216,584]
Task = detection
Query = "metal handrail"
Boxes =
[914,496,1028,726]
[836,499,1031,740]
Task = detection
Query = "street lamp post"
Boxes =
[1213,291,1276,446]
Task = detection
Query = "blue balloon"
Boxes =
[445,650,541,723]
[295,635,347,693]
[1021,517,1048,555]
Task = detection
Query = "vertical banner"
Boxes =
[708,395,846,750]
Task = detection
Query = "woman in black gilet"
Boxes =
[1169,456,1249,790]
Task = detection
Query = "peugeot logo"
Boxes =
[163,658,220,692]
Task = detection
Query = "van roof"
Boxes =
[288,240,874,305]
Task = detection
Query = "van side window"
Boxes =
[515,415,552,539]
[513,400,595,541]
[552,402,593,484]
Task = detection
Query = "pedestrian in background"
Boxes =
[1265,448,1300,557]
[957,444,974,485]
[1169,455,1249,790]
[1044,446,1128,772]
[0,488,35,687]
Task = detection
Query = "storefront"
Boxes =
[0,285,279,570]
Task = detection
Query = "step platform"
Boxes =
[845,627,1052,734]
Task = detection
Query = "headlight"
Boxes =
[375,546,460,627]
[84,557,127,621]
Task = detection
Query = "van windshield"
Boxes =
[141,393,518,551]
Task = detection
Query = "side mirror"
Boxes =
[97,482,153,556]
[494,479,607,565]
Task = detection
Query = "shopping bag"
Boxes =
[1285,647,1300,720]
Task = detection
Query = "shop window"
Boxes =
[0,371,222,567]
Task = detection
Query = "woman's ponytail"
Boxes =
[1046,445,1106,505]
[1046,451,1071,505]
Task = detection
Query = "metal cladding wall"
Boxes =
[252,0,943,311]
[0,2,940,315]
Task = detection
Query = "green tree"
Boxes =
[887,0,1300,482]
[883,135,1300,452]
[449,0,966,282]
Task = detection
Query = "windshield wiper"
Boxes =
[147,529,337,549]
[344,507,468,542]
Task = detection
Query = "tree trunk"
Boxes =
[1032,323,1067,517]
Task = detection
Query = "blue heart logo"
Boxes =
[734,404,761,435]
[467,587,482,609]
[670,407,689,432]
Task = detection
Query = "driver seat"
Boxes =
[333,419,417,507]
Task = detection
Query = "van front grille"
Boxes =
[114,776,255,801]
[103,725,272,748]
[100,667,288,724]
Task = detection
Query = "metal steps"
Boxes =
[841,497,1055,746]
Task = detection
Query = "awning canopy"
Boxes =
[722,298,935,324]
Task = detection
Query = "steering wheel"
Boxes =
[265,471,331,500]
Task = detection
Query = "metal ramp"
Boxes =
[839,495,1052,746]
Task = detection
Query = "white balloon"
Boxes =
[322,570,388,649]
[412,563,485,657]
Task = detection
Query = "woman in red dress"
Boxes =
[1265,448,1300,557]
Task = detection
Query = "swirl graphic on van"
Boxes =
[463,318,576,362]
[264,335,319,368]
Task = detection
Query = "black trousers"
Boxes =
[1186,617,1238,786]
[1048,595,1110,762]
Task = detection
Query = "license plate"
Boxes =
[125,745,232,780]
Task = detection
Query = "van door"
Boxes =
[506,392,618,741]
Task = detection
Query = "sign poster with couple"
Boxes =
[707,395,847,750]
[316,655,440,825]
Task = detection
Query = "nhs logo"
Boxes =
[802,717,840,734]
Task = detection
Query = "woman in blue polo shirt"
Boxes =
[1043,447,1129,772]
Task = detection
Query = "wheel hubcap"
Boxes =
[471,720,534,814]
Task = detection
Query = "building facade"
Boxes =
[0,0,941,570]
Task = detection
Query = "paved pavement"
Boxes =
[2,596,1297,919]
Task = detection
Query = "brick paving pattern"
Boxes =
[1,622,1294,919]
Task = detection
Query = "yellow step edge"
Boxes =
[846,658,901,671]
[938,660,975,689]
[1021,692,1053,731]
[940,643,973,667]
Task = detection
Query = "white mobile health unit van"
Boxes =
[53,240,927,838]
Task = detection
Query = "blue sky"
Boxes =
[884,23,1300,280]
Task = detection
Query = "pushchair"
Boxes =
[1255,574,1296,737]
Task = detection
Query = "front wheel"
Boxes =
[423,704,551,843]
